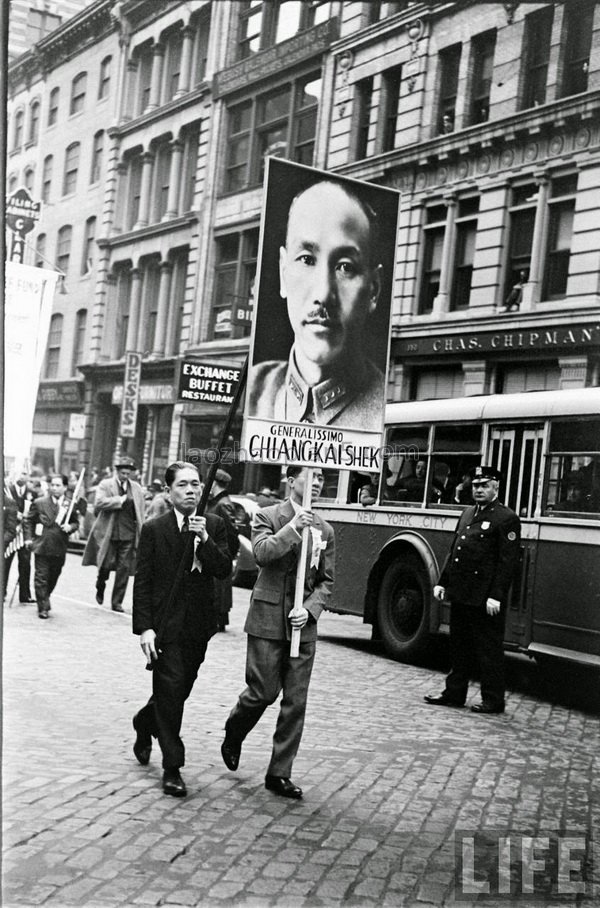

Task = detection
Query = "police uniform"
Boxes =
[247,347,385,430]
[427,466,521,713]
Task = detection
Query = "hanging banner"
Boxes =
[4,262,60,470]
[178,360,243,405]
[119,351,142,438]
[241,157,401,470]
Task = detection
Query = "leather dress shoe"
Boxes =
[112,604,125,613]
[162,769,186,797]
[20,597,36,604]
[132,715,152,765]
[424,693,464,707]
[95,589,104,604]
[221,738,241,772]
[38,610,49,619]
[471,702,505,715]
[265,775,303,799]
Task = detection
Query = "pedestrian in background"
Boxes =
[424,465,521,715]
[3,493,19,601]
[206,468,239,631]
[145,481,172,521]
[132,462,231,798]
[5,470,39,603]
[24,474,80,619]
[221,466,335,800]
[82,456,145,612]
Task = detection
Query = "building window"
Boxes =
[168,248,189,354]
[180,124,200,212]
[28,100,40,145]
[81,217,96,275]
[211,230,259,340]
[116,267,132,357]
[13,109,24,149]
[238,0,263,59]
[438,44,461,133]
[26,8,61,43]
[8,173,18,193]
[48,87,59,126]
[561,0,594,98]
[56,225,72,276]
[34,233,46,268]
[419,205,446,314]
[469,30,495,125]
[224,71,321,192]
[45,314,63,379]
[504,183,537,300]
[521,5,554,109]
[135,44,153,115]
[126,154,143,230]
[63,142,80,196]
[451,197,479,311]
[42,155,53,203]
[412,367,464,401]
[151,143,172,222]
[90,131,103,184]
[237,1,331,60]
[543,174,577,300]
[71,309,87,373]
[98,55,112,99]
[380,65,402,152]
[70,72,87,115]
[354,76,373,160]
[192,7,212,85]
[142,259,161,353]
[163,29,183,102]
[24,167,35,193]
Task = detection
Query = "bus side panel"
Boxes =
[530,531,600,657]
[328,522,390,617]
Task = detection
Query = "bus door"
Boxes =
[488,425,544,650]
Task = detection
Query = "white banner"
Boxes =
[4,262,60,468]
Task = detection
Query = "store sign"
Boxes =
[394,322,600,357]
[6,188,42,263]
[119,351,142,438]
[178,360,242,406]
[37,381,83,408]
[112,383,176,405]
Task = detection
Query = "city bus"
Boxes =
[316,388,600,669]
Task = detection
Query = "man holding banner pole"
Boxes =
[221,465,334,799]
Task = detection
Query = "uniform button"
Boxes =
[455,558,459,562]
[457,546,461,550]
[461,535,466,539]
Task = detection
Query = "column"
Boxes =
[113,162,127,232]
[521,170,550,311]
[136,267,149,353]
[163,140,184,220]
[175,26,194,97]
[125,268,142,351]
[147,43,165,111]
[432,193,458,317]
[121,59,137,122]
[134,151,154,229]
[152,261,173,356]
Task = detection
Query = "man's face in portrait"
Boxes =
[279,182,382,375]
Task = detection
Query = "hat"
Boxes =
[150,479,163,491]
[215,468,232,486]
[469,465,502,483]
[115,456,135,469]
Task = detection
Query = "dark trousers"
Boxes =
[444,600,506,709]
[34,554,65,614]
[4,546,33,600]
[225,635,316,777]
[136,637,208,770]
[97,539,135,607]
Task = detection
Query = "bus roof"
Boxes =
[385,388,600,425]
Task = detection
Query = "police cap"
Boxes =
[115,455,136,469]
[469,465,502,484]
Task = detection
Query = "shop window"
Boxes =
[90,131,103,184]
[81,217,96,275]
[48,88,59,126]
[354,76,373,160]
[211,230,258,340]
[71,309,87,374]
[412,367,464,401]
[42,155,53,202]
[70,72,87,115]
[498,364,560,394]
[98,56,112,99]
[45,314,63,379]
[521,5,553,109]
[62,142,80,196]
[561,0,594,98]
[544,419,600,516]
[56,225,72,276]
[438,44,461,133]
[469,30,495,125]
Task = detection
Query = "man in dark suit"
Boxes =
[132,461,231,798]
[24,474,80,619]
[82,456,145,612]
[206,468,239,632]
[424,465,521,715]
[6,471,39,603]
[3,494,19,601]
[221,466,335,799]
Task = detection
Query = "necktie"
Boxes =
[301,389,316,423]
[182,515,189,534]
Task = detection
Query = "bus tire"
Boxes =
[377,555,431,662]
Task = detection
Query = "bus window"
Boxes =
[431,423,482,506]
[544,418,600,516]
[382,426,430,505]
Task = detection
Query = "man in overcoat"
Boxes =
[82,456,145,612]
[132,461,231,797]
[221,466,335,799]
[24,474,80,618]
[5,471,39,603]
[206,468,239,631]
[424,465,521,714]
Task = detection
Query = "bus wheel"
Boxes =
[377,556,430,662]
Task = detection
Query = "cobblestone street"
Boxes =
[2,554,599,907]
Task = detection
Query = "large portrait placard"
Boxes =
[241,158,400,470]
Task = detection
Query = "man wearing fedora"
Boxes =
[83,456,145,612]
[424,465,521,715]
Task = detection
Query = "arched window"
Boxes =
[8,172,18,193]
[81,217,96,274]
[24,167,35,192]
[35,233,47,268]
[48,87,59,125]
[42,155,53,203]
[90,131,103,183]
[45,313,63,379]
[28,100,41,144]
[13,109,24,149]
[56,225,72,275]
[98,56,112,99]
[71,309,87,373]
[70,72,87,115]
[63,142,80,195]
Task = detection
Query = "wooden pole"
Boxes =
[290,466,313,658]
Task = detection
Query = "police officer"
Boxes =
[424,465,521,714]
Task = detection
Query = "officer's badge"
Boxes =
[481,521,490,530]
[508,531,517,541]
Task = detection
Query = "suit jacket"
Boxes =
[24,495,79,559]
[82,476,145,572]
[206,490,240,558]
[439,499,521,608]
[4,497,18,548]
[245,499,335,643]
[132,509,231,645]
[9,484,39,517]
